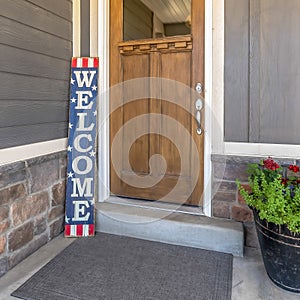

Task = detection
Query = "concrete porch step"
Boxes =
[95,202,244,257]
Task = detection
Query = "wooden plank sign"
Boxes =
[65,57,98,237]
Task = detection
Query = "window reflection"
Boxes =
[123,0,191,41]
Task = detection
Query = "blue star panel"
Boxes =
[65,57,98,237]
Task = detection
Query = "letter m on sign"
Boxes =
[64,57,98,237]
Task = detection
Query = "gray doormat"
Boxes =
[12,233,232,300]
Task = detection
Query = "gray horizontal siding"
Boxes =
[0,73,69,101]
[0,123,68,149]
[26,0,72,20]
[0,16,71,60]
[0,0,72,149]
[0,44,70,80]
[0,101,68,128]
[225,0,300,145]
[0,0,72,40]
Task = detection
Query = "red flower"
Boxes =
[263,157,280,171]
[289,165,299,173]
[281,178,288,185]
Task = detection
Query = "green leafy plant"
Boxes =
[237,157,300,234]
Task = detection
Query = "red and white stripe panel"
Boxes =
[65,224,95,237]
[72,57,99,68]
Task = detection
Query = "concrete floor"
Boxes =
[0,235,299,300]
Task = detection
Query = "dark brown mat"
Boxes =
[12,232,232,300]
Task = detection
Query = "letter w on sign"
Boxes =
[65,57,98,237]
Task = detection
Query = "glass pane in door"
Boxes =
[123,0,191,41]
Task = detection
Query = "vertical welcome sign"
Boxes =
[65,57,98,237]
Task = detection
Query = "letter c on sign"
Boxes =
[74,134,92,153]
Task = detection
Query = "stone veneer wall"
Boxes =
[0,151,66,277]
[211,154,297,248]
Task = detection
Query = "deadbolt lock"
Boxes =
[195,82,203,94]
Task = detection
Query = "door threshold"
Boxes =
[96,201,244,256]
[104,196,204,216]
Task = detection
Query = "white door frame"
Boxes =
[97,0,213,217]
[97,0,110,202]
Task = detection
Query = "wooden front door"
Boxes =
[110,0,204,206]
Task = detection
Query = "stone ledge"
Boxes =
[96,202,244,257]
[0,162,25,174]
[26,151,66,167]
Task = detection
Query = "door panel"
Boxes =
[110,0,204,206]
[122,54,150,174]
[160,51,192,178]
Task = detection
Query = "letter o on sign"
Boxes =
[72,156,93,175]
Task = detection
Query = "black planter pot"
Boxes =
[253,209,300,293]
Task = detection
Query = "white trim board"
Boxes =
[203,0,213,216]
[97,0,110,202]
[0,138,67,166]
[73,0,98,57]
[90,0,98,56]
[223,142,300,159]
[72,0,80,57]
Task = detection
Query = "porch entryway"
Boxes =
[95,0,243,260]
